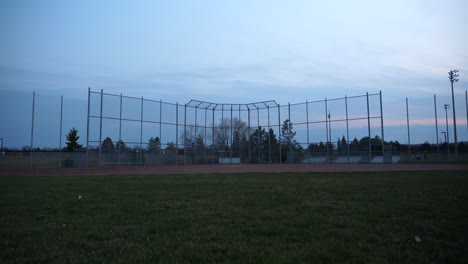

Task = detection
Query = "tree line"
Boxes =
[59,121,467,161]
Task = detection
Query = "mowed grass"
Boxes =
[1,171,468,263]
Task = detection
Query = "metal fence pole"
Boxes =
[278,104,281,164]
[99,90,103,167]
[248,107,251,164]
[86,88,90,167]
[367,93,371,161]
[184,104,187,165]
[406,97,411,159]
[221,105,224,161]
[212,107,215,164]
[159,100,163,163]
[194,106,198,164]
[257,106,260,163]
[345,95,350,163]
[434,94,439,158]
[30,91,35,168]
[59,95,63,168]
[325,98,329,160]
[238,105,242,161]
[140,96,143,165]
[306,100,310,164]
[119,93,122,165]
[380,91,385,160]
[288,103,291,163]
[230,105,233,163]
[267,106,271,163]
[465,90,468,139]
[176,103,179,165]
[204,108,208,164]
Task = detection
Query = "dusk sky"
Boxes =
[1,0,468,148]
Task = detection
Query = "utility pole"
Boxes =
[444,104,450,156]
[441,131,447,158]
[448,69,459,156]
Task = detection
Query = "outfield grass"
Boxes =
[1,171,467,263]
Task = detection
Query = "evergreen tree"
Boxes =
[116,140,126,152]
[65,128,82,151]
[280,119,302,162]
[281,119,296,147]
[102,137,115,153]
[337,135,347,155]
[165,142,177,153]
[147,137,161,154]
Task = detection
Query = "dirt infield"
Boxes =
[1,163,467,176]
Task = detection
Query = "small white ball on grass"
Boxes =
[78,195,82,200]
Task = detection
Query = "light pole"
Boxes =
[448,69,459,156]
[441,131,447,157]
[444,104,450,156]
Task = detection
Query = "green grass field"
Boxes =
[1,171,468,263]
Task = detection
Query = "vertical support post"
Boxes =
[119,93,122,165]
[325,98,329,160]
[329,112,332,157]
[466,90,468,139]
[248,107,251,164]
[380,91,385,160]
[406,97,411,159]
[30,91,35,168]
[176,103,179,165]
[99,89,103,168]
[306,101,310,164]
[288,103,292,163]
[345,95,350,163]
[434,94,439,158]
[451,80,458,157]
[212,107,215,164]
[239,105,242,161]
[367,93,371,161]
[445,104,450,157]
[184,104,187,165]
[140,96,143,165]
[86,87,91,168]
[59,95,63,168]
[194,107,198,164]
[222,105,224,160]
[278,104,282,164]
[268,106,271,163]
[159,101,163,162]
[257,106,260,163]
[204,108,207,165]
[230,105,233,163]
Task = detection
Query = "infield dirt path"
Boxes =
[1,163,467,176]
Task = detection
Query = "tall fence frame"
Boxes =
[86,89,385,166]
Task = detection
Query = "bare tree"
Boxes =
[213,117,249,153]
[181,125,207,148]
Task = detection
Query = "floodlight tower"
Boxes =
[444,104,450,156]
[448,69,459,156]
